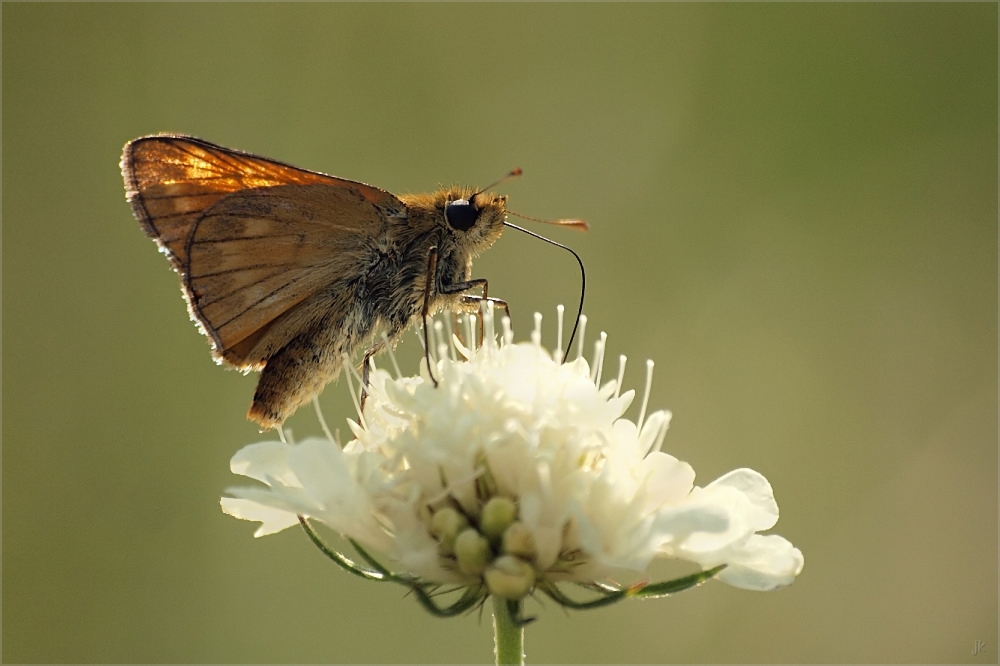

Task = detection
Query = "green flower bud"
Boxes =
[480,496,517,542]
[430,507,468,555]
[455,528,492,576]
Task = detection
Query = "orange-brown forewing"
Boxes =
[121,135,406,369]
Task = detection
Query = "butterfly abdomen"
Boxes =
[247,304,376,429]
[246,239,420,428]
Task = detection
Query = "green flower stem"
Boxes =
[493,597,524,666]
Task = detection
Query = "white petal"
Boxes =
[220,497,299,537]
[649,502,731,547]
[638,451,696,508]
[224,483,325,517]
[714,534,805,591]
[704,468,779,531]
[230,440,300,486]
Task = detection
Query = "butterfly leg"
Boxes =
[459,295,511,345]
[439,278,494,347]
[422,253,509,385]
[422,247,441,387]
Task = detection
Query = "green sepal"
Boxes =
[348,538,401,580]
[536,579,634,610]
[297,516,389,582]
[410,583,487,618]
[633,565,726,599]
[537,565,727,610]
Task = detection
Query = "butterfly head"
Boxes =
[442,187,508,256]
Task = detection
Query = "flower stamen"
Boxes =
[433,319,448,365]
[340,351,367,429]
[593,331,608,386]
[311,396,335,443]
[637,359,654,432]
[614,354,627,400]
[465,313,477,354]
[531,312,542,348]
[443,314,458,362]
[499,316,512,347]
[380,331,403,379]
[555,304,565,364]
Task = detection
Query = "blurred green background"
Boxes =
[4,3,996,663]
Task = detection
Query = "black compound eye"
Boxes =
[445,199,479,231]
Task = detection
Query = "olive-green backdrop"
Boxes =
[4,3,996,663]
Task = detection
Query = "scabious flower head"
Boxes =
[222,309,803,606]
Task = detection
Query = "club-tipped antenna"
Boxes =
[503,221,587,362]
[509,209,589,232]
[472,168,523,200]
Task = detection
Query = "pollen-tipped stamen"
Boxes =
[637,359,654,432]
[575,314,588,361]
[614,354,627,400]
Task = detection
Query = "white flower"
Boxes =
[222,310,803,599]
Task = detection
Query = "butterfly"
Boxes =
[121,135,585,429]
